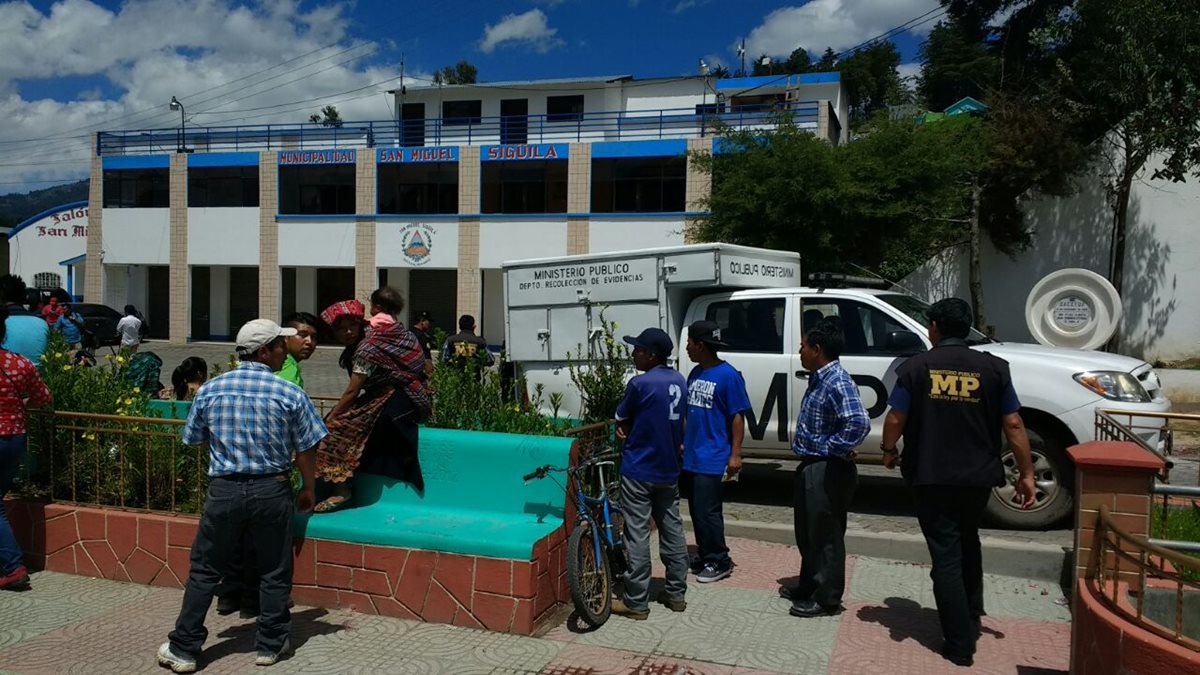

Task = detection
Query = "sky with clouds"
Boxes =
[0,0,941,194]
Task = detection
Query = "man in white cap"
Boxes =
[157,319,328,673]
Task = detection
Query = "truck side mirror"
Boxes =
[887,330,926,355]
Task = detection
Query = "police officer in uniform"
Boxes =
[441,314,494,369]
[880,298,1036,668]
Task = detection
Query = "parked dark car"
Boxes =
[71,303,123,347]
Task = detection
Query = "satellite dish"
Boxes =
[1024,268,1121,350]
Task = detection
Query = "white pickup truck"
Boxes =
[503,244,1171,529]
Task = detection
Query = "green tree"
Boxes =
[751,47,811,77]
[918,18,997,111]
[814,47,838,72]
[839,42,905,124]
[432,60,478,85]
[308,105,343,127]
[1051,0,1200,299]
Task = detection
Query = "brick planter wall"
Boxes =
[1072,577,1200,673]
[3,499,568,636]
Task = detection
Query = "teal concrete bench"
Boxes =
[299,428,574,560]
[146,399,192,420]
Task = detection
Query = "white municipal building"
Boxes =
[9,73,847,343]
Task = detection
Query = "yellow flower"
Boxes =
[132,387,140,394]
[124,398,134,406]
[62,365,72,371]
[56,351,65,358]
[82,432,96,441]
[116,356,127,365]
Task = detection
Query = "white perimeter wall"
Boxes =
[277,220,356,267]
[902,150,1200,362]
[103,209,169,265]
[188,208,259,265]
[589,218,686,253]
[478,221,569,268]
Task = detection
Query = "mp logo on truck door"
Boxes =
[743,372,890,443]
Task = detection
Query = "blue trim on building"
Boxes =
[280,211,710,222]
[58,254,86,266]
[102,155,170,170]
[8,201,89,240]
[591,139,687,159]
[187,152,260,168]
[715,71,839,91]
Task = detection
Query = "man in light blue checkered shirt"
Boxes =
[159,319,327,673]
[783,318,869,620]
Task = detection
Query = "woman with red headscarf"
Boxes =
[313,288,430,512]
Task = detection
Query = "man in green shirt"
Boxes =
[277,312,318,389]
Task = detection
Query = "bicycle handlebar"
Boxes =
[522,450,621,484]
[522,468,546,482]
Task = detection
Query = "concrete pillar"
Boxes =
[457,147,481,318]
[85,148,104,302]
[355,152,377,303]
[567,143,590,255]
[1068,440,1164,591]
[258,152,280,321]
[168,153,189,344]
[387,268,411,325]
[684,137,712,244]
[815,100,839,145]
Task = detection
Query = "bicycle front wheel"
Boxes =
[567,519,612,628]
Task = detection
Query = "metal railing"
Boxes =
[1095,409,1178,481]
[96,103,822,156]
[19,410,207,515]
[1091,504,1200,650]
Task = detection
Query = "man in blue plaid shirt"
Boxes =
[158,319,327,673]
[783,318,869,619]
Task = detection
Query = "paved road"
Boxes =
[0,536,1071,674]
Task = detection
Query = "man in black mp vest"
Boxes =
[880,298,1036,668]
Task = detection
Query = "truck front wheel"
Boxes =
[984,423,1074,529]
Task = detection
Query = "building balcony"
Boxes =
[96,101,824,156]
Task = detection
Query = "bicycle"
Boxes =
[524,449,627,628]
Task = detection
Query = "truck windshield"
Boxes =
[878,294,994,345]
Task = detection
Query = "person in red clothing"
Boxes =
[0,308,52,590]
[40,296,64,327]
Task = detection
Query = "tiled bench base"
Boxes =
[4,499,568,635]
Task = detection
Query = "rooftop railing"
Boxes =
[96,102,821,156]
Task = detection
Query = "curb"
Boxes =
[682,516,1070,583]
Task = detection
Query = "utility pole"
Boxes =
[738,40,746,78]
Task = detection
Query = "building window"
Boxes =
[591,157,686,213]
[187,166,259,207]
[546,95,585,122]
[442,100,482,125]
[704,298,786,354]
[278,165,356,214]
[102,169,169,208]
[481,161,568,214]
[378,163,459,214]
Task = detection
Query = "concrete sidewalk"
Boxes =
[0,536,1070,674]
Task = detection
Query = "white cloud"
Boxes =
[673,0,710,13]
[897,62,922,83]
[479,9,563,54]
[0,0,427,192]
[745,0,942,58]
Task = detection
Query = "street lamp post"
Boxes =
[169,96,186,153]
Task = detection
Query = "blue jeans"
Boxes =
[0,434,27,575]
[683,471,731,568]
[169,474,295,656]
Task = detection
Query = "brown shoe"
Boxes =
[656,592,687,612]
[611,598,649,620]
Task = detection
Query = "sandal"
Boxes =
[313,494,351,513]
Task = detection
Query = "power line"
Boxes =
[834,7,947,59]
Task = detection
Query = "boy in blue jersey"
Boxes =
[610,328,690,620]
[683,320,752,584]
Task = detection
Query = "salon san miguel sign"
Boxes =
[482,143,568,161]
[36,206,89,238]
[278,149,357,165]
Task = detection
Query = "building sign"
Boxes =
[37,206,89,238]
[1052,295,1092,330]
[507,257,658,306]
[482,143,568,162]
[400,224,436,266]
[377,147,459,163]
[278,149,356,165]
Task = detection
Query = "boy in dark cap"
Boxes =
[682,320,751,584]
[611,327,690,620]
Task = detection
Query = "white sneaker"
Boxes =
[157,642,197,673]
[255,639,292,666]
